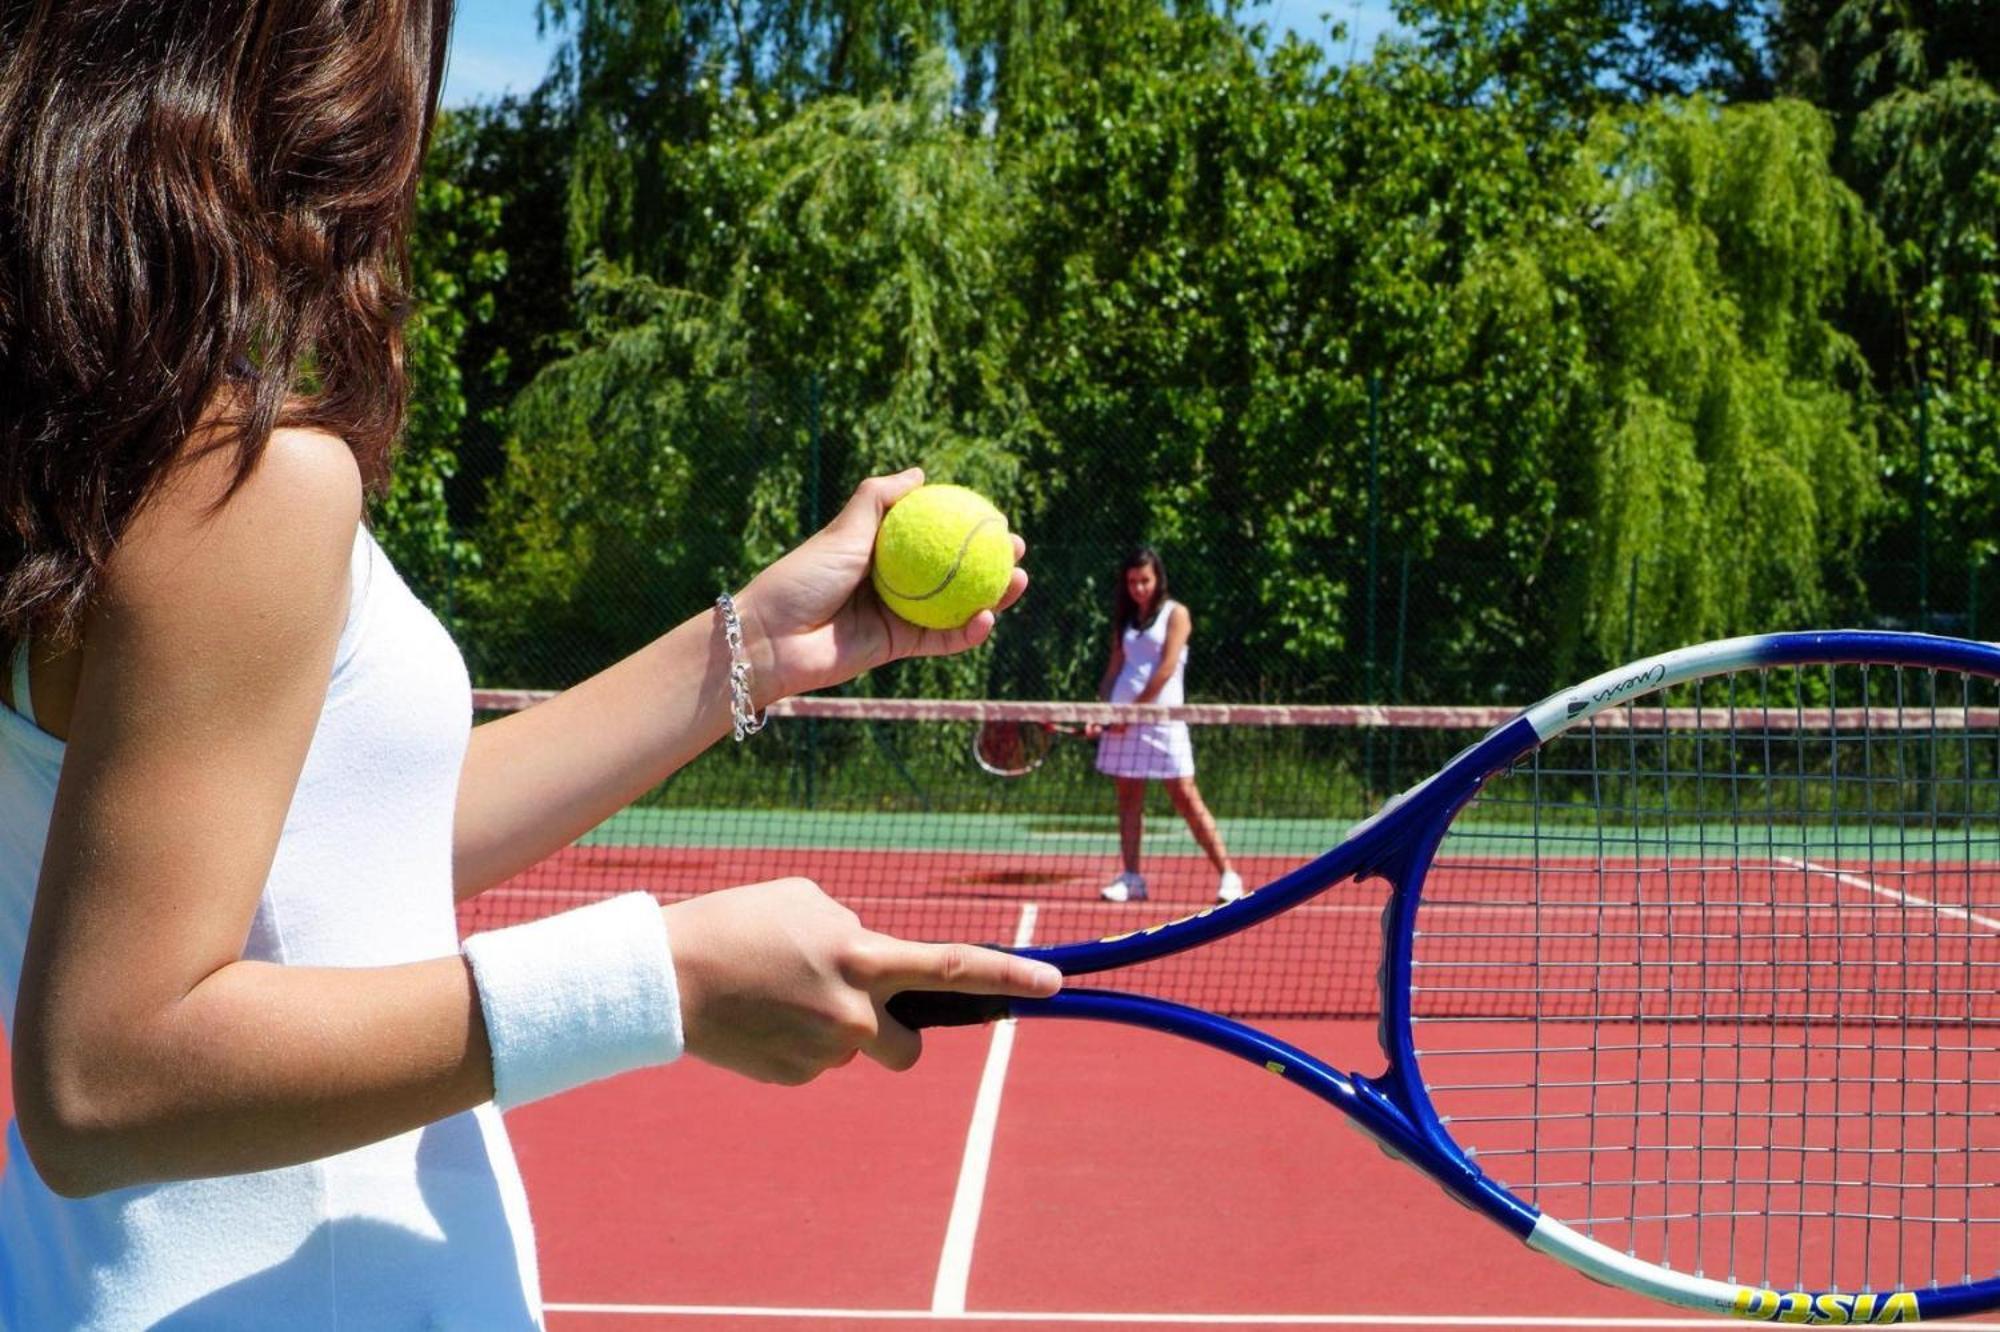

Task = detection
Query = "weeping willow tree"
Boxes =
[1594,102,1882,655]
[431,4,1915,699]
[537,0,1090,274]
[465,53,1032,689]
[1464,98,1884,660]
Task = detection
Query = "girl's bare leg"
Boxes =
[1116,777,1146,873]
[1097,777,1152,900]
[1164,777,1234,873]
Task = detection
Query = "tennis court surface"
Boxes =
[503,880,2000,1327]
[3,1004,1840,1328]
[466,690,2000,1326]
[10,693,2000,1327]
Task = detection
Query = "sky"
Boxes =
[440,0,1406,106]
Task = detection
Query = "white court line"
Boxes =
[1777,855,2000,933]
[542,1305,2000,1328]
[931,902,1039,1315]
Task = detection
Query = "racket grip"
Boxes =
[887,991,1013,1028]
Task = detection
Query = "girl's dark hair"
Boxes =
[0,0,455,639]
[1112,547,1169,631]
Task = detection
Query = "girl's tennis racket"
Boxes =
[894,631,2000,1322]
[971,719,1090,777]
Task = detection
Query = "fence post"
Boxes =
[804,373,823,810]
[1388,549,1411,790]
[1972,558,1982,642]
[1365,375,1381,703]
[809,371,823,531]
[1364,375,1382,795]
[1919,386,1931,633]
[440,529,457,637]
[1625,554,1640,660]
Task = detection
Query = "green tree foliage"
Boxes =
[468,53,1029,690]
[376,110,507,610]
[541,0,1003,272]
[542,0,740,269]
[995,15,1873,692]
[404,0,1989,701]
[1774,0,1999,576]
[1542,100,1878,657]
[1399,0,1776,108]
[445,92,578,408]
[991,10,1577,695]
[423,93,580,533]
[1858,72,1999,565]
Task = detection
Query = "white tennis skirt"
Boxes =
[1095,722,1196,780]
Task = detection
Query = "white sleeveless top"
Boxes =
[0,530,544,1330]
[1107,600,1186,706]
[1095,600,1195,779]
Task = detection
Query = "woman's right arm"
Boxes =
[1096,632,1124,702]
[9,427,493,1197]
[10,429,1054,1198]
[1092,631,1126,735]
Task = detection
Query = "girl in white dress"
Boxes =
[1092,549,1243,904]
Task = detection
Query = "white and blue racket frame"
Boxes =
[892,630,2000,1324]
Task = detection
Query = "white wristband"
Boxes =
[462,891,684,1109]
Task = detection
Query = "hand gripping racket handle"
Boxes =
[887,991,1012,1028]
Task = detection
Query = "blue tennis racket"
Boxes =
[891,631,2000,1323]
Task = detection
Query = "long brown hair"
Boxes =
[0,0,454,640]
[1112,547,1170,632]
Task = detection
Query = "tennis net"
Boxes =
[458,684,2000,1021]
[459,693,1490,1017]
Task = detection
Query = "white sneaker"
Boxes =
[1215,871,1245,903]
[1100,871,1148,903]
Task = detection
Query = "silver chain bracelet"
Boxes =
[715,592,767,741]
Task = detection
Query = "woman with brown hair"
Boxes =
[0,5,1054,1326]
[1092,547,1243,905]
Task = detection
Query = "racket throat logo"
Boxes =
[1563,661,1669,718]
[1732,1288,1919,1324]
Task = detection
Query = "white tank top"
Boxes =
[1109,599,1186,706]
[0,529,544,1331]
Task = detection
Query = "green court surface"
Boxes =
[579,807,1350,856]
[578,805,2000,864]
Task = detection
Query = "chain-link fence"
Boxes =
[403,374,1977,708]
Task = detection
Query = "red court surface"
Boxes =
[11,1012,2000,1326]
[504,1016,1912,1331]
[9,849,2000,1328]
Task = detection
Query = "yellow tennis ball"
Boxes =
[871,484,1015,630]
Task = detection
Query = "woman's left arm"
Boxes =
[1132,604,1192,706]
[451,470,1026,898]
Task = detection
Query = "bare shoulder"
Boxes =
[239,426,366,520]
[99,425,362,633]
[181,425,362,535]
[1170,601,1193,631]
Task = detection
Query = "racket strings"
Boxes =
[1410,663,2000,1294]
[972,720,1052,776]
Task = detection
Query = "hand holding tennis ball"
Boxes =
[870,484,1018,630]
[732,470,1025,703]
